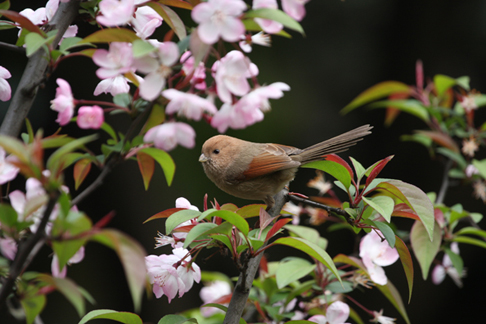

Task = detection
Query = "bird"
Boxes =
[199,124,372,208]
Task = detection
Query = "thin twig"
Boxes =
[286,193,352,222]
[436,159,453,205]
[0,41,25,53]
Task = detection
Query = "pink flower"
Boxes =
[51,246,85,278]
[200,280,232,317]
[96,0,136,27]
[0,147,19,184]
[253,0,283,34]
[239,82,290,112]
[50,78,75,126]
[19,1,78,39]
[359,231,399,285]
[308,301,350,324]
[94,76,130,96]
[145,247,201,302]
[76,105,104,129]
[163,89,217,121]
[0,66,12,102]
[175,197,199,211]
[134,42,179,100]
[180,51,207,90]
[93,42,134,79]
[432,242,464,287]
[0,237,17,260]
[191,0,246,44]
[213,50,259,103]
[281,0,310,21]
[143,122,196,151]
[130,6,163,39]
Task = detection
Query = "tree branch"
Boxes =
[223,190,288,324]
[0,0,81,137]
[436,159,453,205]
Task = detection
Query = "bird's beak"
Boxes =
[199,153,208,163]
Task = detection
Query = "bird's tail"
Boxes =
[298,124,373,164]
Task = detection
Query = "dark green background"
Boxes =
[1,0,485,323]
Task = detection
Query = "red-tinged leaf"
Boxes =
[265,218,292,241]
[173,224,195,233]
[209,293,233,305]
[384,92,410,126]
[90,229,146,312]
[36,274,86,317]
[259,207,276,231]
[73,158,92,190]
[365,155,394,187]
[157,0,194,9]
[143,208,185,223]
[79,28,140,44]
[395,236,414,303]
[391,203,420,221]
[326,154,354,179]
[186,0,201,6]
[376,280,411,324]
[220,203,238,212]
[341,81,411,114]
[0,10,43,34]
[74,48,96,58]
[415,130,460,153]
[137,151,154,190]
[147,2,187,40]
[310,196,342,208]
[333,254,366,272]
[189,28,210,66]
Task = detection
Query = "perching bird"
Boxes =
[199,124,372,208]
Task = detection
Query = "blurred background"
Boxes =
[1,0,486,323]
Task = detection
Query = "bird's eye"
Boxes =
[213,149,220,154]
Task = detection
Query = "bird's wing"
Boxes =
[240,144,301,180]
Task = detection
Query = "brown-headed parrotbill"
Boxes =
[199,124,372,208]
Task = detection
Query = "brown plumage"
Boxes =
[199,124,372,208]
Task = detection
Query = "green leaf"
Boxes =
[368,99,429,122]
[453,235,486,249]
[59,36,85,52]
[395,236,414,302]
[21,294,46,324]
[46,134,98,171]
[341,81,410,114]
[444,247,463,275]
[472,159,486,180]
[78,309,143,324]
[302,160,352,190]
[25,32,51,56]
[243,8,305,35]
[80,28,140,44]
[165,209,201,234]
[369,220,395,248]
[0,203,18,228]
[273,237,342,284]
[139,147,175,186]
[158,314,198,324]
[197,209,249,236]
[349,157,366,181]
[242,19,292,38]
[410,220,441,280]
[438,147,467,169]
[276,258,316,288]
[52,211,92,272]
[455,226,486,239]
[385,180,435,241]
[147,3,187,40]
[132,39,156,58]
[0,135,29,162]
[91,229,146,312]
[362,196,394,223]
[283,224,319,245]
[183,222,217,248]
[37,274,86,316]
[434,74,469,96]
[0,1,10,11]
